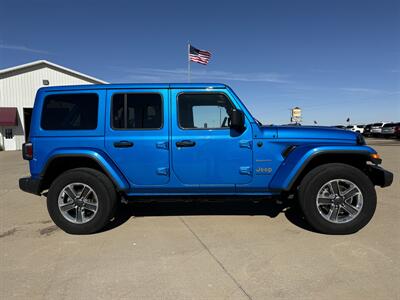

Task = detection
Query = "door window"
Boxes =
[178,93,234,129]
[112,93,162,129]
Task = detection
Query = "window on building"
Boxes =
[178,93,234,129]
[112,93,162,129]
[5,128,13,139]
[41,93,99,130]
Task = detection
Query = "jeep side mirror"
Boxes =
[230,109,245,131]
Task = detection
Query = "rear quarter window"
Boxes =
[41,93,99,130]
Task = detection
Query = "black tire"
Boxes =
[78,168,120,219]
[47,168,117,234]
[298,163,376,234]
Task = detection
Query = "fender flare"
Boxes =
[42,149,130,191]
[268,145,377,191]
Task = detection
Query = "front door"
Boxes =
[105,89,170,186]
[171,89,253,191]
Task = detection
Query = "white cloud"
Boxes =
[340,87,383,93]
[112,67,290,83]
[339,87,400,97]
[0,43,50,54]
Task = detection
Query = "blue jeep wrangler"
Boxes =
[19,83,393,234]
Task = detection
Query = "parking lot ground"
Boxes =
[1,138,399,300]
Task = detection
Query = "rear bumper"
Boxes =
[19,177,42,195]
[367,165,393,188]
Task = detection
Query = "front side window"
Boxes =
[178,93,234,129]
[112,93,162,129]
[41,93,98,130]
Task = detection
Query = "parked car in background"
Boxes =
[396,124,400,139]
[363,124,373,137]
[370,123,386,137]
[381,122,400,138]
[346,125,365,134]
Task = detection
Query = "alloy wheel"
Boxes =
[316,179,363,224]
[58,183,99,224]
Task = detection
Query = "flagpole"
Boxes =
[187,43,191,83]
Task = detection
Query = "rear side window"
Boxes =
[41,93,98,130]
[112,93,162,129]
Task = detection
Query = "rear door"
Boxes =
[104,89,169,186]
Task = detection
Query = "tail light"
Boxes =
[395,126,400,133]
[22,143,33,160]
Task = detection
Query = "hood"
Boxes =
[263,125,359,141]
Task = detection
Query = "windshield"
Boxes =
[383,123,394,127]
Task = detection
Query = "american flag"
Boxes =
[189,45,212,65]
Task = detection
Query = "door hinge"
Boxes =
[239,140,252,149]
[239,166,252,175]
[156,167,169,176]
[156,141,169,150]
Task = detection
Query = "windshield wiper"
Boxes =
[255,118,263,126]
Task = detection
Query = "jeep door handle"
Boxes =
[176,140,196,147]
[114,141,134,148]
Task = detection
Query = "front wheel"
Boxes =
[298,163,377,234]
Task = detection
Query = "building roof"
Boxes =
[0,60,107,84]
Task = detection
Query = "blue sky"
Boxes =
[1,0,399,125]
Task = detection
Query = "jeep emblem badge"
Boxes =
[256,167,272,173]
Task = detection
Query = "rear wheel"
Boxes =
[298,163,376,234]
[47,168,117,234]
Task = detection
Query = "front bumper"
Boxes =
[368,165,394,188]
[19,177,42,195]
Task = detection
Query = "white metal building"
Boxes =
[0,60,107,151]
